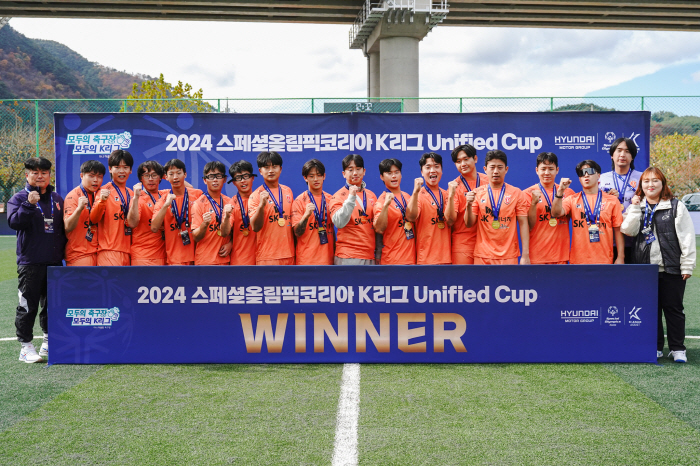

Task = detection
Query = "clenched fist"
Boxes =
[259,191,269,205]
[384,192,395,207]
[630,195,641,206]
[27,191,40,205]
[531,190,541,203]
[77,195,89,210]
[447,180,458,195]
[348,185,359,197]
[304,203,315,218]
[223,203,233,216]
[100,188,110,201]
[413,177,424,193]
[166,193,177,204]
[202,210,213,225]
[465,191,476,205]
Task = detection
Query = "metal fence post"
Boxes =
[641,96,644,111]
[35,100,39,157]
[550,97,554,112]
[401,98,404,113]
[218,99,221,113]
[311,98,315,113]
[459,98,463,113]
[123,100,127,112]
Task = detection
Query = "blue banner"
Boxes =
[53,112,650,199]
[48,265,658,364]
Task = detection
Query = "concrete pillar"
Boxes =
[368,52,381,99]
[379,36,419,112]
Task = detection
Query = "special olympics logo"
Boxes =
[605,132,616,142]
[608,306,618,316]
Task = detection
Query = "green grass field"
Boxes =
[1,235,700,465]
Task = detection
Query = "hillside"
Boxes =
[0,24,149,99]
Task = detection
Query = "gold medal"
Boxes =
[217,230,223,237]
[318,227,326,233]
[437,221,445,229]
[549,218,557,227]
[278,218,286,227]
[403,221,413,231]
[492,220,501,229]
[242,229,249,237]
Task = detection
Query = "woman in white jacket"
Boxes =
[621,167,696,363]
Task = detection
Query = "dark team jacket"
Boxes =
[7,183,66,265]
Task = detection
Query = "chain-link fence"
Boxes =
[1,96,700,202]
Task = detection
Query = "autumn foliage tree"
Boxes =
[123,74,215,113]
[0,123,53,203]
[650,133,700,198]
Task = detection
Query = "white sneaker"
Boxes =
[657,350,664,358]
[19,343,44,363]
[670,350,687,363]
[39,334,48,358]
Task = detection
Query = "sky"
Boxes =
[8,17,700,99]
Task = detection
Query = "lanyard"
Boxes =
[422,179,445,220]
[459,174,480,192]
[25,187,53,219]
[170,188,190,229]
[613,171,633,204]
[387,190,408,220]
[263,183,284,217]
[80,185,95,213]
[111,181,131,217]
[582,191,602,226]
[146,190,160,206]
[487,184,506,222]
[538,182,556,210]
[203,192,223,224]
[307,191,327,228]
[237,193,250,228]
[345,183,368,216]
[643,202,658,230]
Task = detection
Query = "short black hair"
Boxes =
[164,159,187,174]
[484,150,508,166]
[536,152,558,168]
[24,157,52,171]
[609,137,638,170]
[419,152,442,169]
[136,160,164,181]
[80,160,106,175]
[342,154,364,171]
[379,158,402,175]
[108,149,134,168]
[203,161,226,177]
[302,159,326,177]
[451,144,477,163]
[229,160,254,176]
[575,160,602,177]
[257,151,283,168]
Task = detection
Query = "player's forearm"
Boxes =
[150,209,167,233]
[64,207,84,233]
[332,195,356,229]
[250,207,265,232]
[192,224,207,242]
[294,215,310,237]
[551,198,564,218]
[405,193,419,222]
[527,204,537,230]
[465,206,476,228]
[445,193,457,227]
[126,198,140,228]
[374,207,389,234]
[89,199,106,224]
[220,215,232,237]
[518,216,530,256]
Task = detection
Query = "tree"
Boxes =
[650,133,700,198]
[552,103,616,112]
[0,124,52,203]
[122,73,215,113]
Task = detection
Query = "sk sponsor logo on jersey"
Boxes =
[66,307,120,328]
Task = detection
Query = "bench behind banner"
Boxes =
[48,265,657,364]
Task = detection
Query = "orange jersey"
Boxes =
[562,191,623,264]
[292,191,335,265]
[452,173,489,254]
[415,186,452,265]
[152,188,203,265]
[471,183,530,260]
[524,183,576,264]
[64,185,99,262]
[130,189,168,262]
[248,184,295,262]
[89,183,133,254]
[328,186,377,260]
[191,192,232,265]
[229,194,256,266]
[374,191,416,265]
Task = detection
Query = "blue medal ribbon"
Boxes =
[203,192,223,224]
[537,182,556,211]
[237,193,250,228]
[459,174,480,192]
[345,183,368,217]
[25,187,53,219]
[146,190,160,206]
[422,178,445,221]
[613,171,633,205]
[170,188,190,229]
[581,190,602,226]
[643,202,658,230]
[386,190,409,220]
[487,184,506,222]
[263,183,284,218]
[307,190,327,229]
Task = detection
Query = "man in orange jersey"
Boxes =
[451,144,489,264]
[151,159,203,265]
[551,160,624,264]
[524,152,576,264]
[292,159,334,265]
[191,161,233,265]
[126,161,168,265]
[465,150,531,265]
[414,152,457,265]
[64,160,105,266]
[89,150,134,266]
[329,154,378,265]
[248,151,295,265]
[374,158,418,265]
[227,160,257,266]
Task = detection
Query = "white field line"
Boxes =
[0,336,45,341]
[332,363,361,466]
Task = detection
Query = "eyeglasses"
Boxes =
[233,173,256,181]
[142,173,161,179]
[204,174,226,180]
[579,167,597,176]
